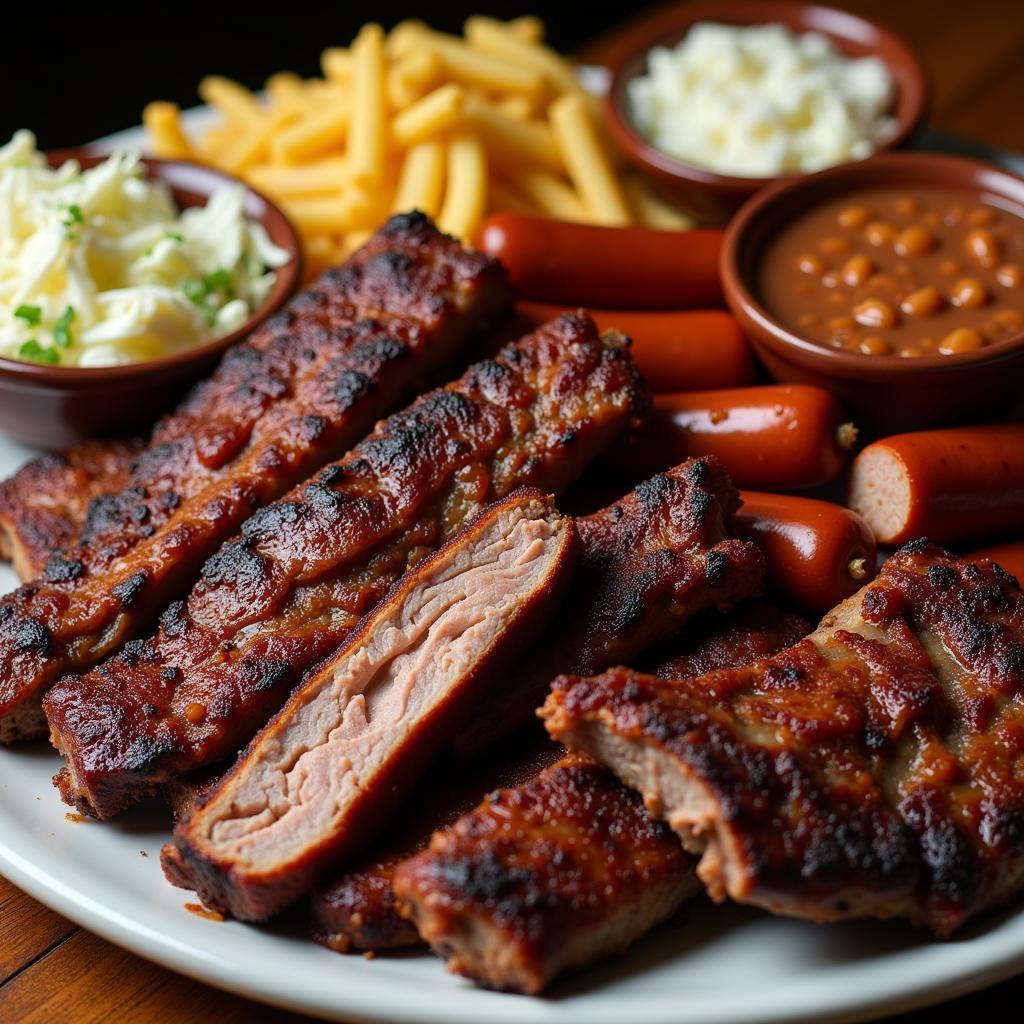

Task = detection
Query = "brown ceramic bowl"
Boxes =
[0,151,301,449]
[721,151,1024,434]
[604,1,929,223]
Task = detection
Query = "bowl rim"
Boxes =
[720,149,1024,378]
[0,150,302,387]
[603,0,930,191]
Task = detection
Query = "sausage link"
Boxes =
[476,213,724,308]
[734,492,876,614]
[848,425,1024,545]
[614,385,856,490]
[517,302,756,392]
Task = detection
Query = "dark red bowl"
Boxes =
[604,1,929,224]
[0,152,301,448]
[721,151,1024,434]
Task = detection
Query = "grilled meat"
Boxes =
[0,438,144,582]
[647,603,811,679]
[0,214,510,743]
[310,734,558,953]
[45,313,648,818]
[311,457,764,956]
[543,542,1024,937]
[453,457,766,759]
[162,491,576,921]
[393,753,699,995]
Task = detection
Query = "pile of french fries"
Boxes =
[144,16,690,279]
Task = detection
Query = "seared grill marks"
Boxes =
[162,491,577,921]
[0,213,510,743]
[394,753,699,995]
[543,544,1024,937]
[313,457,764,956]
[0,439,143,582]
[45,313,648,819]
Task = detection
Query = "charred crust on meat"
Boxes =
[159,600,189,637]
[41,555,84,584]
[112,571,148,609]
[901,538,931,555]
[162,666,181,682]
[11,617,50,655]
[200,542,267,588]
[927,565,956,589]
[239,658,291,693]
[120,639,155,666]
[705,550,727,586]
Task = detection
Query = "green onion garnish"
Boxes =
[204,268,233,293]
[180,278,207,304]
[53,306,75,348]
[19,339,59,364]
[14,304,42,326]
[166,231,184,243]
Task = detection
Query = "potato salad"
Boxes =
[0,131,290,367]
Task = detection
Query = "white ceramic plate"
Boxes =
[1,121,1023,1024]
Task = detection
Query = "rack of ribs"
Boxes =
[542,542,1024,938]
[0,212,511,743]
[312,457,765,956]
[162,490,577,921]
[0,439,143,581]
[45,312,648,819]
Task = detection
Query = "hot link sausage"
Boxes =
[476,213,724,308]
[848,425,1024,545]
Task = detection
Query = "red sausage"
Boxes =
[735,492,877,614]
[475,213,724,309]
[517,302,756,392]
[848,425,1024,545]
[614,385,857,490]
[965,541,1024,584]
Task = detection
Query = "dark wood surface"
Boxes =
[3,2,1024,1020]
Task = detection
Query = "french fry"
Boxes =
[421,32,547,100]
[623,175,693,230]
[514,169,587,222]
[321,48,352,83]
[246,156,349,198]
[269,105,348,165]
[303,233,338,281]
[387,50,444,111]
[463,96,561,170]
[391,83,465,147]
[143,102,194,160]
[464,15,579,95]
[392,141,446,216]
[438,134,487,239]
[349,23,387,186]
[549,92,631,227]
[386,20,429,60]
[506,15,544,43]
[198,76,263,128]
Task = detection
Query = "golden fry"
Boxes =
[387,50,443,111]
[321,48,351,83]
[463,96,561,170]
[270,106,348,165]
[143,102,194,160]
[514,169,587,222]
[391,83,465,147]
[421,32,546,99]
[464,15,579,95]
[506,15,544,43]
[549,92,631,226]
[198,76,263,127]
[487,179,537,216]
[622,176,693,230]
[246,157,350,198]
[438,134,487,239]
[392,141,446,216]
[349,23,387,186]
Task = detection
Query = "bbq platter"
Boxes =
[2,8,1024,1024]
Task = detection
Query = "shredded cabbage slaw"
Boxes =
[0,131,291,367]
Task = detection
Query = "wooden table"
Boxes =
[3,2,1024,1021]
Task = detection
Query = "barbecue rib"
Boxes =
[394,753,698,995]
[163,490,576,921]
[311,457,764,955]
[0,439,143,581]
[310,734,559,953]
[453,457,766,760]
[0,213,510,743]
[647,603,811,679]
[46,313,648,818]
[543,542,1024,937]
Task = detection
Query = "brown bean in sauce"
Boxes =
[759,186,1024,357]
